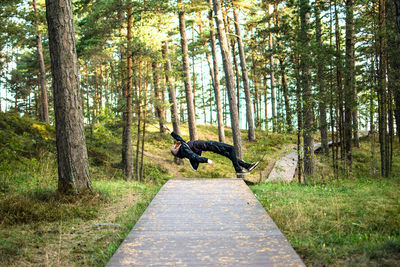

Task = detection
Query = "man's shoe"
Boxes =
[236,169,249,175]
[189,159,199,171]
[248,161,260,172]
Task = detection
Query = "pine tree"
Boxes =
[300,0,314,176]
[178,0,198,141]
[45,0,92,193]
[213,0,242,159]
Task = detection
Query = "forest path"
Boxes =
[106,178,305,266]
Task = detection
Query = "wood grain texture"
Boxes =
[107,179,304,266]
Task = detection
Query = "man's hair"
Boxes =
[171,141,181,156]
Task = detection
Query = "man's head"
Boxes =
[171,141,181,156]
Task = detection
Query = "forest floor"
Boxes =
[0,112,399,266]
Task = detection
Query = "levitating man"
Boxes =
[163,126,259,175]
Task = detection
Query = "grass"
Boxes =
[0,112,162,266]
[251,140,400,266]
[1,112,399,266]
[0,179,159,266]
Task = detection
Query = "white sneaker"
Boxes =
[248,161,260,172]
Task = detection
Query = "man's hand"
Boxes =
[163,125,172,132]
[207,159,214,166]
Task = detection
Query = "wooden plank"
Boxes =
[107,178,305,266]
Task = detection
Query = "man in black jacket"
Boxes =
[164,126,259,175]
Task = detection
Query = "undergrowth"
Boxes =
[251,140,400,266]
[2,112,398,266]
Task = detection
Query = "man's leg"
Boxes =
[206,141,244,172]
[238,159,252,170]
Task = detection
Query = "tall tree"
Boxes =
[315,0,328,156]
[268,3,277,132]
[344,0,355,172]
[178,0,198,141]
[334,0,345,159]
[45,0,92,193]
[213,0,242,159]
[233,6,256,141]
[300,0,314,176]
[378,0,390,176]
[152,61,165,133]
[207,0,225,143]
[392,0,400,140]
[395,0,400,39]
[33,0,50,123]
[162,41,183,152]
[122,5,133,180]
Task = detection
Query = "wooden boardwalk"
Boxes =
[107,179,305,266]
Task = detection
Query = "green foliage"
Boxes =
[0,112,55,161]
[251,138,400,266]
[0,191,105,225]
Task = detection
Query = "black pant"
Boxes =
[201,141,251,172]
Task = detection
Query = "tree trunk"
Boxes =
[233,7,256,141]
[178,0,197,141]
[394,0,400,39]
[295,52,303,183]
[279,58,292,133]
[93,68,98,121]
[268,4,277,132]
[135,63,142,180]
[45,0,92,193]
[213,0,242,159]
[315,0,328,155]
[33,0,50,124]
[86,67,90,124]
[300,0,314,176]
[162,41,184,165]
[140,68,148,181]
[378,0,390,177]
[230,33,240,117]
[392,0,400,141]
[344,0,355,172]
[334,0,345,160]
[208,0,225,143]
[152,61,165,133]
[122,6,133,180]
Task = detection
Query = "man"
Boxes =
[164,126,259,175]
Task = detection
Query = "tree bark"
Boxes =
[334,0,345,159]
[33,0,50,124]
[178,0,197,141]
[344,0,355,172]
[279,58,292,132]
[122,6,133,180]
[268,4,277,132]
[162,41,181,136]
[394,0,400,39]
[163,41,184,165]
[315,0,328,155]
[392,0,400,140]
[233,7,256,141]
[152,61,165,133]
[274,7,293,133]
[300,0,314,176]
[378,0,390,177]
[45,0,92,193]
[213,0,242,159]
[208,0,225,143]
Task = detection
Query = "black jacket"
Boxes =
[171,132,208,170]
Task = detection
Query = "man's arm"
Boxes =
[162,125,186,143]
[171,131,186,143]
